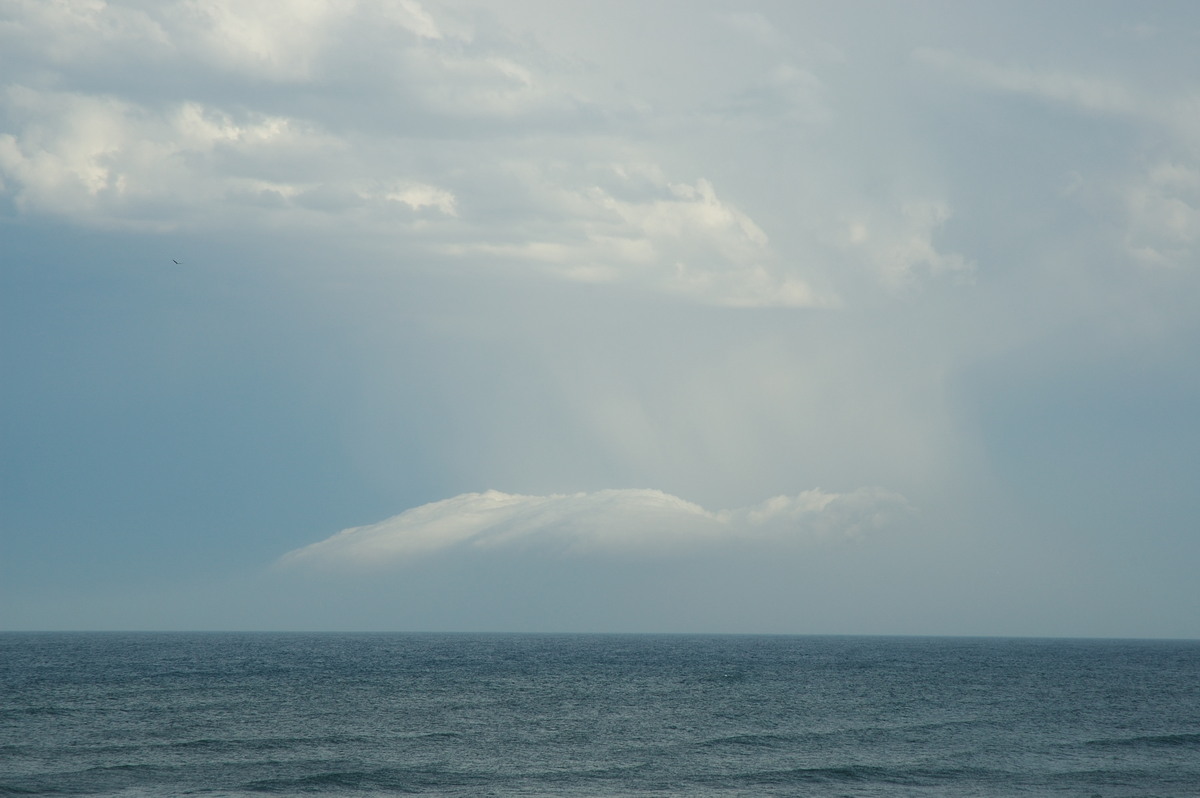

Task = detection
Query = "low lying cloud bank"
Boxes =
[278,487,912,569]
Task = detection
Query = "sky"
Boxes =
[2,0,1199,637]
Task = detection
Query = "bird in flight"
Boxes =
[172,259,181,264]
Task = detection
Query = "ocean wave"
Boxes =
[0,706,70,719]
[698,732,796,748]
[723,764,1007,789]
[243,766,475,794]
[1087,731,1200,749]
[0,785,45,796]
[6,634,1199,797]
[737,764,890,785]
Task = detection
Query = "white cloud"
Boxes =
[719,11,780,47]
[0,82,471,230]
[0,0,170,64]
[384,0,445,40]
[716,61,831,125]
[0,0,979,306]
[840,200,973,289]
[278,487,912,569]
[0,88,159,223]
[913,48,1140,116]
[1125,161,1200,267]
[442,169,823,307]
[915,46,1200,275]
[184,0,349,80]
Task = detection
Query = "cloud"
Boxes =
[0,86,359,229]
[441,169,824,306]
[915,47,1200,273]
[841,200,973,288]
[0,0,791,304]
[0,0,170,66]
[1125,161,1200,267]
[278,487,912,569]
[913,48,1140,116]
[0,0,975,307]
[185,0,348,81]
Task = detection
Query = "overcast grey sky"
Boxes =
[3,0,1199,636]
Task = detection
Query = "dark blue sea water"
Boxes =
[2,634,1198,797]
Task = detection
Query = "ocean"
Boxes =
[1,633,1197,797]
